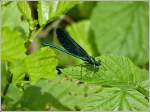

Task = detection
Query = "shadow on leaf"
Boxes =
[12,86,71,110]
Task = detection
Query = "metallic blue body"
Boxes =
[43,29,100,66]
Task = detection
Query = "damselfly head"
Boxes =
[89,56,100,66]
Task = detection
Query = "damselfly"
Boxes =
[43,28,100,66]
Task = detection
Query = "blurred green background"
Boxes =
[1,1,149,111]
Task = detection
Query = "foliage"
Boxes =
[91,2,148,65]
[9,47,58,85]
[37,0,77,26]
[1,1,148,111]
[2,27,26,61]
[62,56,148,110]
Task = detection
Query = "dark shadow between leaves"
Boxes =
[12,86,71,111]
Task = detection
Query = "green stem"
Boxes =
[1,62,13,104]
[30,26,43,41]
[30,16,64,41]
[136,86,149,101]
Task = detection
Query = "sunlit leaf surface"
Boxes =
[9,47,58,85]
[62,56,148,110]
[2,27,26,61]
[63,56,148,88]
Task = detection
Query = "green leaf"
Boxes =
[62,56,148,88]
[77,2,96,18]
[9,47,58,85]
[2,2,29,37]
[2,84,23,110]
[82,87,148,110]
[5,76,148,111]
[24,47,58,84]
[6,77,102,110]
[37,0,77,26]
[9,60,26,84]
[17,2,32,22]
[67,2,96,20]
[91,2,148,65]
[61,56,148,110]
[2,27,26,61]
[66,20,93,56]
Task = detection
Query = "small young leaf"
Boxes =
[17,2,32,22]
[17,1,37,30]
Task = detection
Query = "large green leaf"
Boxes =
[2,2,29,37]
[4,76,148,111]
[91,2,148,65]
[2,27,26,61]
[37,0,77,26]
[9,47,58,85]
[4,77,102,110]
[61,56,148,110]
[82,87,148,110]
[62,56,148,88]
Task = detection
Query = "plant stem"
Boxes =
[136,86,149,101]
[1,62,13,104]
